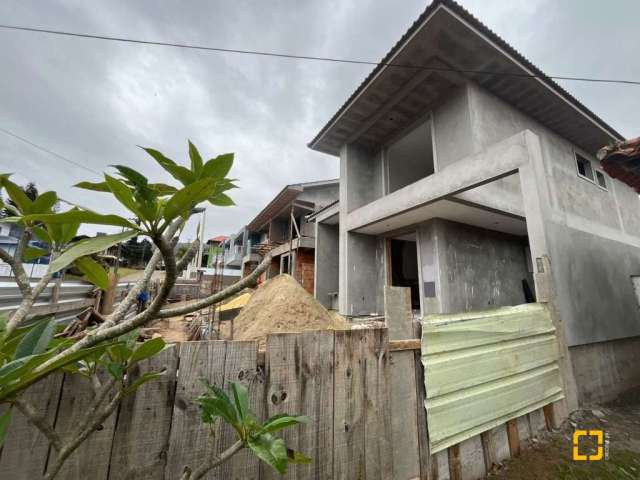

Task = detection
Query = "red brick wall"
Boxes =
[295,248,315,295]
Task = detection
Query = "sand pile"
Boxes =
[234,274,349,347]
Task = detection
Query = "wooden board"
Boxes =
[363,328,393,480]
[0,373,63,479]
[292,330,335,480]
[333,329,366,480]
[263,333,301,480]
[217,340,262,480]
[46,372,117,480]
[164,341,227,480]
[109,345,180,480]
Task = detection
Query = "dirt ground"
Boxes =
[491,389,640,479]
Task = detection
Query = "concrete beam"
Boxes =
[345,131,532,232]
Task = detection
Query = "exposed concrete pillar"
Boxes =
[519,130,579,414]
[339,143,384,315]
[314,222,339,309]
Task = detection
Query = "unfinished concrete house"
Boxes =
[309,0,640,408]
[244,180,338,294]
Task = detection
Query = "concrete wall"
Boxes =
[466,82,640,346]
[339,144,386,315]
[314,223,339,308]
[298,183,340,209]
[419,219,532,314]
[569,335,640,404]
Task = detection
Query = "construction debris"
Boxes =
[233,274,348,348]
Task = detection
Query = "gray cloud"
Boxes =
[0,0,637,241]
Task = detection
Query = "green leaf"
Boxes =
[107,362,125,380]
[288,450,312,465]
[31,226,52,244]
[58,220,81,245]
[1,177,33,214]
[230,382,251,424]
[148,183,178,196]
[260,414,310,434]
[74,181,111,192]
[14,317,55,359]
[104,174,145,219]
[49,230,136,273]
[0,408,12,447]
[74,256,109,290]
[247,433,289,474]
[163,178,216,221]
[30,191,57,214]
[23,246,49,262]
[197,382,240,430]
[25,210,139,229]
[111,165,148,187]
[107,343,133,363]
[124,370,166,395]
[188,141,203,176]
[141,147,194,185]
[209,193,235,207]
[202,153,233,179]
[129,337,166,365]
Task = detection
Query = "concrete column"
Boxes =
[314,222,339,309]
[339,143,384,315]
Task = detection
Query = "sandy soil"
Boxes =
[234,274,349,348]
[491,389,640,479]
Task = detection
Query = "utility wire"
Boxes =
[0,126,102,177]
[0,23,639,86]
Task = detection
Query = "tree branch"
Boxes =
[107,219,183,324]
[176,239,199,273]
[0,245,31,298]
[180,440,244,480]
[155,253,272,319]
[32,234,179,376]
[43,383,124,480]
[13,395,62,451]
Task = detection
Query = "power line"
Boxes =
[0,126,102,177]
[0,23,639,86]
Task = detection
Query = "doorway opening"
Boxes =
[388,233,420,310]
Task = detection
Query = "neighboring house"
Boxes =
[244,180,339,294]
[308,0,639,404]
[202,235,228,268]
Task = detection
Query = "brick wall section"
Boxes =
[295,248,315,295]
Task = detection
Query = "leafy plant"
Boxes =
[0,141,277,479]
[186,381,309,479]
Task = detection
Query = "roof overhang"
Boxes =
[309,0,623,157]
[599,137,640,193]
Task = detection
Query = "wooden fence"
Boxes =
[1,327,554,480]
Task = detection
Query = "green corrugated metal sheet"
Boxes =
[422,303,564,453]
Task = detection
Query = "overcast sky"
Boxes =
[0,0,638,242]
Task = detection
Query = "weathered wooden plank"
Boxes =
[412,321,433,480]
[458,435,485,480]
[216,340,262,480]
[447,445,461,480]
[517,415,531,449]
[165,341,227,480]
[263,333,301,480]
[480,424,510,473]
[506,419,520,457]
[109,345,180,480]
[293,330,335,480]
[46,372,117,480]
[364,328,393,480]
[390,349,421,480]
[0,373,63,479]
[528,408,546,437]
[435,450,451,480]
[333,329,366,480]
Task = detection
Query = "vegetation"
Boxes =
[0,142,303,478]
